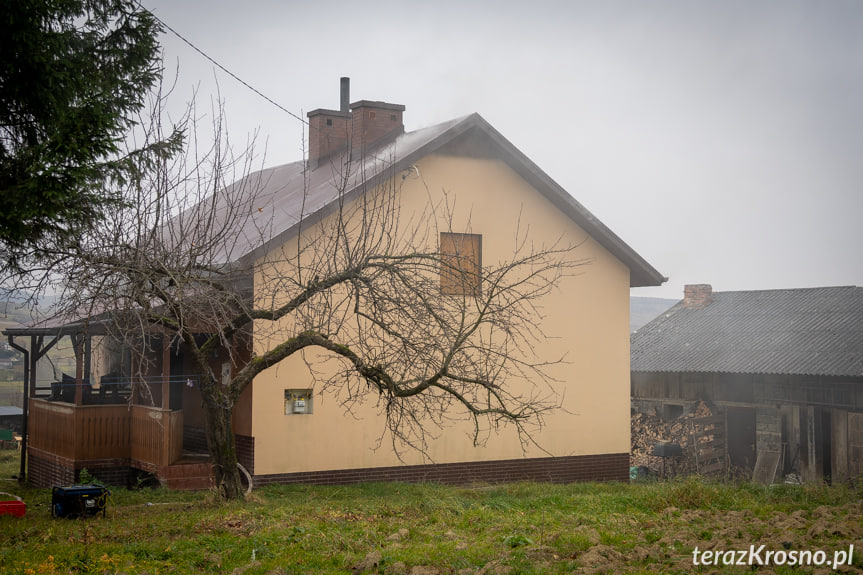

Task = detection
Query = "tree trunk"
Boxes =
[201,390,245,500]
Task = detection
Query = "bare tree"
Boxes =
[6,92,587,500]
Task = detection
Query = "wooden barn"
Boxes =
[631,284,863,483]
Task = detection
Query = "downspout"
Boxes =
[7,335,29,484]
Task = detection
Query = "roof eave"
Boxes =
[631,367,863,378]
[452,115,666,287]
[235,113,666,287]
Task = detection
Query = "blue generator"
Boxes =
[51,484,110,518]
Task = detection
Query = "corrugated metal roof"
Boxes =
[178,116,466,267]
[3,112,667,338]
[192,113,666,287]
[630,286,863,377]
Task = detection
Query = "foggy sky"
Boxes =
[143,0,863,299]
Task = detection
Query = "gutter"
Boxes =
[6,335,29,484]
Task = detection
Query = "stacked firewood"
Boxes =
[630,401,717,476]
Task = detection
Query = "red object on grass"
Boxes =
[0,493,25,517]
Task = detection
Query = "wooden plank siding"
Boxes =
[28,400,129,461]
[130,406,183,468]
[28,399,183,469]
[28,400,75,459]
[849,412,863,479]
[76,405,130,460]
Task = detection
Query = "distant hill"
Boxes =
[630,296,677,332]
[0,301,37,325]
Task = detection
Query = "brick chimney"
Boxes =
[306,77,351,169]
[307,78,406,169]
[350,100,405,158]
[683,284,713,310]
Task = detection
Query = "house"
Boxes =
[631,284,863,483]
[5,79,664,488]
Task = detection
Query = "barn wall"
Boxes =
[631,371,863,482]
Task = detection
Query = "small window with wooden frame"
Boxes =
[440,232,482,296]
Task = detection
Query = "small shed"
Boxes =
[0,405,23,434]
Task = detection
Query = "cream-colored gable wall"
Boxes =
[250,153,630,475]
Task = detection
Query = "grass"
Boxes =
[0,450,861,574]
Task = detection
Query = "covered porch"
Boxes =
[4,319,214,490]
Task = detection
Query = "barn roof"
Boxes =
[631,286,863,377]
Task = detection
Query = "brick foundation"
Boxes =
[253,453,629,487]
[28,450,75,487]
[86,466,134,486]
[27,447,212,490]
[29,441,622,491]
[27,448,132,488]
[235,434,255,475]
[158,460,213,490]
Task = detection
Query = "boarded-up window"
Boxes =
[440,232,481,296]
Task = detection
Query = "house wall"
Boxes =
[207,340,254,437]
[249,153,632,480]
[88,335,122,385]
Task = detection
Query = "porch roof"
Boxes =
[2,312,111,338]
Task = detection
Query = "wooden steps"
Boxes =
[156,454,213,491]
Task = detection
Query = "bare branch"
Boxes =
[3,86,588,499]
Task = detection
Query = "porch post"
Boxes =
[30,334,59,398]
[161,337,171,410]
[29,335,41,398]
[84,334,92,392]
[130,340,140,406]
[26,336,38,478]
[806,405,817,481]
[6,335,31,483]
[73,334,85,405]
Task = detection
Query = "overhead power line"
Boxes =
[136,1,308,127]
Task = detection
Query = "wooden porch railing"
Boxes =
[130,406,183,468]
[28,399,183,468]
